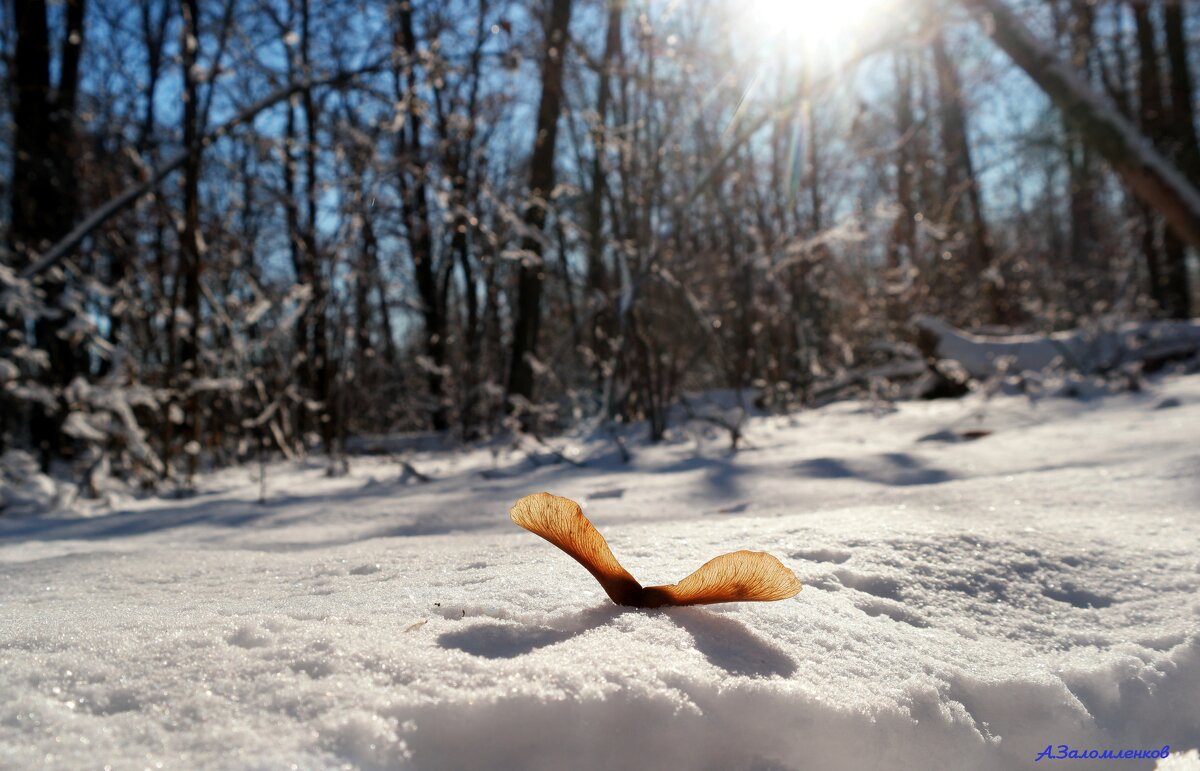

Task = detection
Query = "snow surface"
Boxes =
[2,376,1199,770]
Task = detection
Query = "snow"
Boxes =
[2,376,1199,769]
[0,451,73,519]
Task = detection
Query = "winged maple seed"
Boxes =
[508,492,802,608]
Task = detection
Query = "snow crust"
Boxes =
[2,376,1199,769]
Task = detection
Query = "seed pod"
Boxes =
[509,492,802,608]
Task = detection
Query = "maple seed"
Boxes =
[508,492,802,608]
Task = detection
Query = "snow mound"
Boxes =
[0,450,71,518]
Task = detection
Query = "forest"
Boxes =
[2,0,1199,494]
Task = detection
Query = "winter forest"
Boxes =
[1,0,1197,489]
[2,0,1200,768]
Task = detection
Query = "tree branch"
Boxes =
[18,66,381,280]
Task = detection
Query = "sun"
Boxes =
[741,0,898,61]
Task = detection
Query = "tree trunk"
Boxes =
[888,48,917,328]
[282,83,310,445]
[507,0,575,412]
[1056,0,1103,315]
[180,0,203,482]
[445,0,489,440]
[1133,1,1190,319]
[354,212,377,379]
[584,0,624,387]
[7,0,87,466]
[300,0,332,446]
[931,29,1004,324]
[395,0,449,431]
[1161,1,1196,318]
[1163,2,1200,188]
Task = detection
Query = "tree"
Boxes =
[394,0,450,431]
[6,0,87,466]
[179,0,203,481]
[931,28,1004,324]
[507,0,575,414]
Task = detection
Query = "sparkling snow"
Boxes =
[2,376,1198,770]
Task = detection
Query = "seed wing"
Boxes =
[654,550,802,606]
[508,492,643,606]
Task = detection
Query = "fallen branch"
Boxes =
[915,315,1200,379]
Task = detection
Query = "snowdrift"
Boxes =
[2,376,1199,769]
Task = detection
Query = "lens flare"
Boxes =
[742,0,898,63]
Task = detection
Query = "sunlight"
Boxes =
[742,0,897,61]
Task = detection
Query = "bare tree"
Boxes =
[507,0,575,414]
